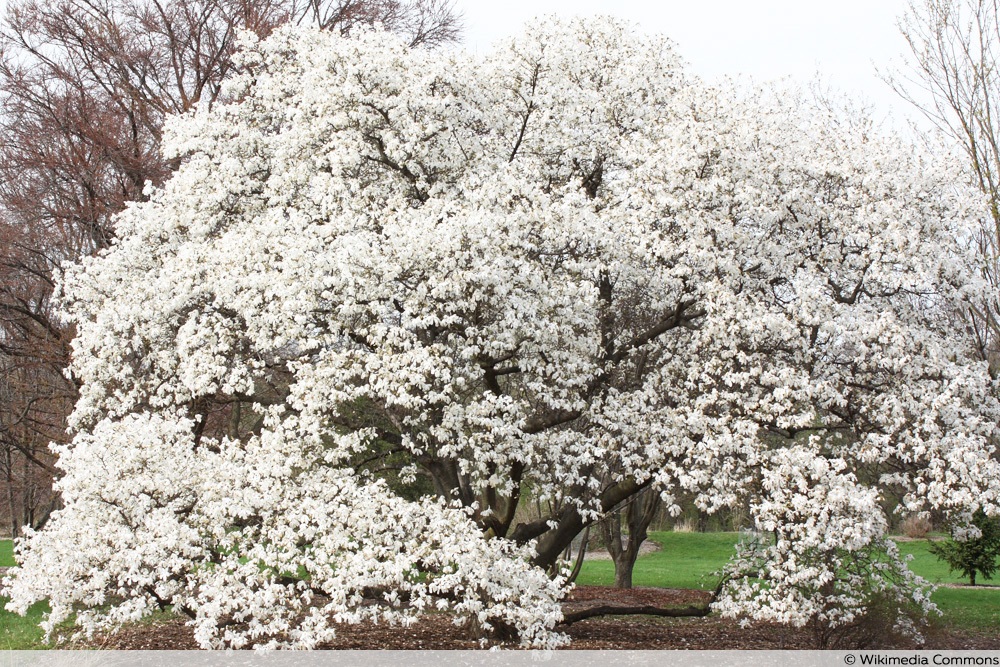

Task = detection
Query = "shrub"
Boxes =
[901,515,933,539]
[673,518,697,533]
[811,585,934,649]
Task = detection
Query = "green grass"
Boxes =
[576,531,737,589]
[0,601,49,650]
[895,539,982,586]
[893,539,1000,633]
[0,540,13,568]
[0,539,51,649]
[577,531,1000,588]
[577,531,1000,634]
[930,587,1000,632]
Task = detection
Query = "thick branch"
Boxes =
[610,300,703,364]
[559,601,711,625]
[528,476,653,569]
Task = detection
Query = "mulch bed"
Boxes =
[78,586,1000,651]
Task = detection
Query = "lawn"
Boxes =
[895,539,974,585]
[0,532,997,648]
[0,540,51,649]
[576,531,737,589]
[578,531,1000,634]
[894,539,1000,633]
[577,531,998,588]
[0,601,49,650]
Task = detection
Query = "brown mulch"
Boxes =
[78,586,1000,651]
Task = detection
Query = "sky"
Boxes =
[455,0,925,128]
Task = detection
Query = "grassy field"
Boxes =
[0,601,49,650]
[576,531,737,589]
[0,541,52,649]
[578,531,1000,633]
[1,532,997,648]
[577,531,992,588]
[895,539,974,585]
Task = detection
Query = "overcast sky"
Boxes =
[455,0,923,127]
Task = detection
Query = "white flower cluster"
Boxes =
[4,17,998,647]
[5,413,566,648]
[713,447,936,636]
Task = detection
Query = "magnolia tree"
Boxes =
[4,18,1000,649]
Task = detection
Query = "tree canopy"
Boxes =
[0,0,462,539]
[4,17,999,648]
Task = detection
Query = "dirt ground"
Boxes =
[583,542,661,561]
[80,586,1000,651]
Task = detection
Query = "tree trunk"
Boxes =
[566,526,590,585]
[4,447,16,539]
[614,561,634,589]
[599,486,661,589]
[21,452,33,530]
[524,477,652,571]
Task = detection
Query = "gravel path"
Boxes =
[584,540,661,561]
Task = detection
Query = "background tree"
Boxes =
[929,509,1000,585]
[0,0,461,536]
[891,0,1000,368]
[598,487,661,589]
